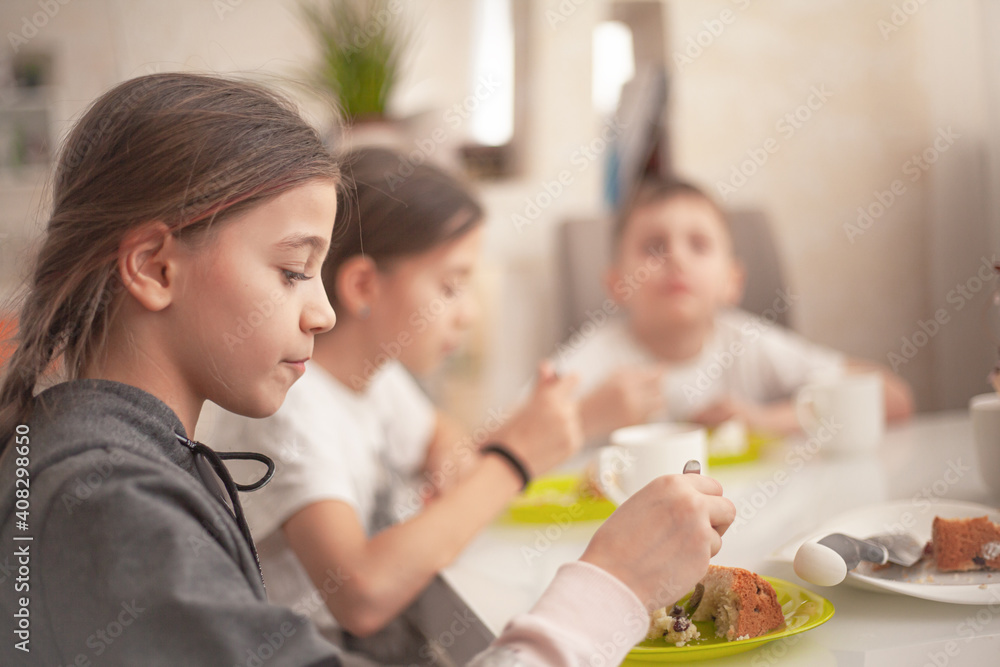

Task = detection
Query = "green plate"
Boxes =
[707,431,778,467]
[503,432,782,524]
[623,577,834,664]
[501,473,616,524]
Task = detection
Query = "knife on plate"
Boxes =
[794,532,924,586]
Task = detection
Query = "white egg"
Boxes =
[794,541,848,586]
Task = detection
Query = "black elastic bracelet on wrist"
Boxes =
[481,443,531,491]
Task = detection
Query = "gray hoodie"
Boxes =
[0,379,342,666]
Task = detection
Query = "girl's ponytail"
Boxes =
[0,301,53,450]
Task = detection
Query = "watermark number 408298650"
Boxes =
[11,424,32,653]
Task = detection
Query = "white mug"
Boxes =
[596,423,708,505]
[795,370,885,454]
[970,393,1000,497]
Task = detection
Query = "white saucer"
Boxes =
[773,499,1000,604]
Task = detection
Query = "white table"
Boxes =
[414,411,1000,666]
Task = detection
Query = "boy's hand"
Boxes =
[491,361,583,478]
[690,398,756,428]
[580,366,666,439]
[691,398,800,436]
[580,474,735,610]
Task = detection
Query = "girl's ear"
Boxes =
[117,222,176,312]
[335,255,380,319]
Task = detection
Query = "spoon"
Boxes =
[680,459,706,614]
[684,582,705,616]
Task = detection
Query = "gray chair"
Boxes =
[728,208,792,330]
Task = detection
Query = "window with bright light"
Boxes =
[469,0,514,146]
[592,21,635,116]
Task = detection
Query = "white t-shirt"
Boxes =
[554,309,845,421]
[198,360,436,643]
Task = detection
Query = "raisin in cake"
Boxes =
[646,605,700,646]
[691,565,785,641]
[932,516,1000,571]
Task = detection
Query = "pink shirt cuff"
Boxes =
[490,561,649,666]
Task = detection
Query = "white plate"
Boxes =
[772,499,1000,604]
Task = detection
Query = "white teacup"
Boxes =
[596,423,708,505]
[795,370,885,454]
[970,393,1000,497]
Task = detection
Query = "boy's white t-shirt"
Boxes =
[554,309,845,421]
[200,360,436,643]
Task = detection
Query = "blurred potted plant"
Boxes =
[301,0,411,126]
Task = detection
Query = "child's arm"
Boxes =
[846,358,915,422]
[420,411,477,496]
[282,455,523,637]
[691,398,800,436]
[283,364,582,637]
[691,358,915,435]
[579,366,666,440]
[475,473,736,666]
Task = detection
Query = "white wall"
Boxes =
[919,0,996,409]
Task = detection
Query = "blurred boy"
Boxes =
[558,180,913,439]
